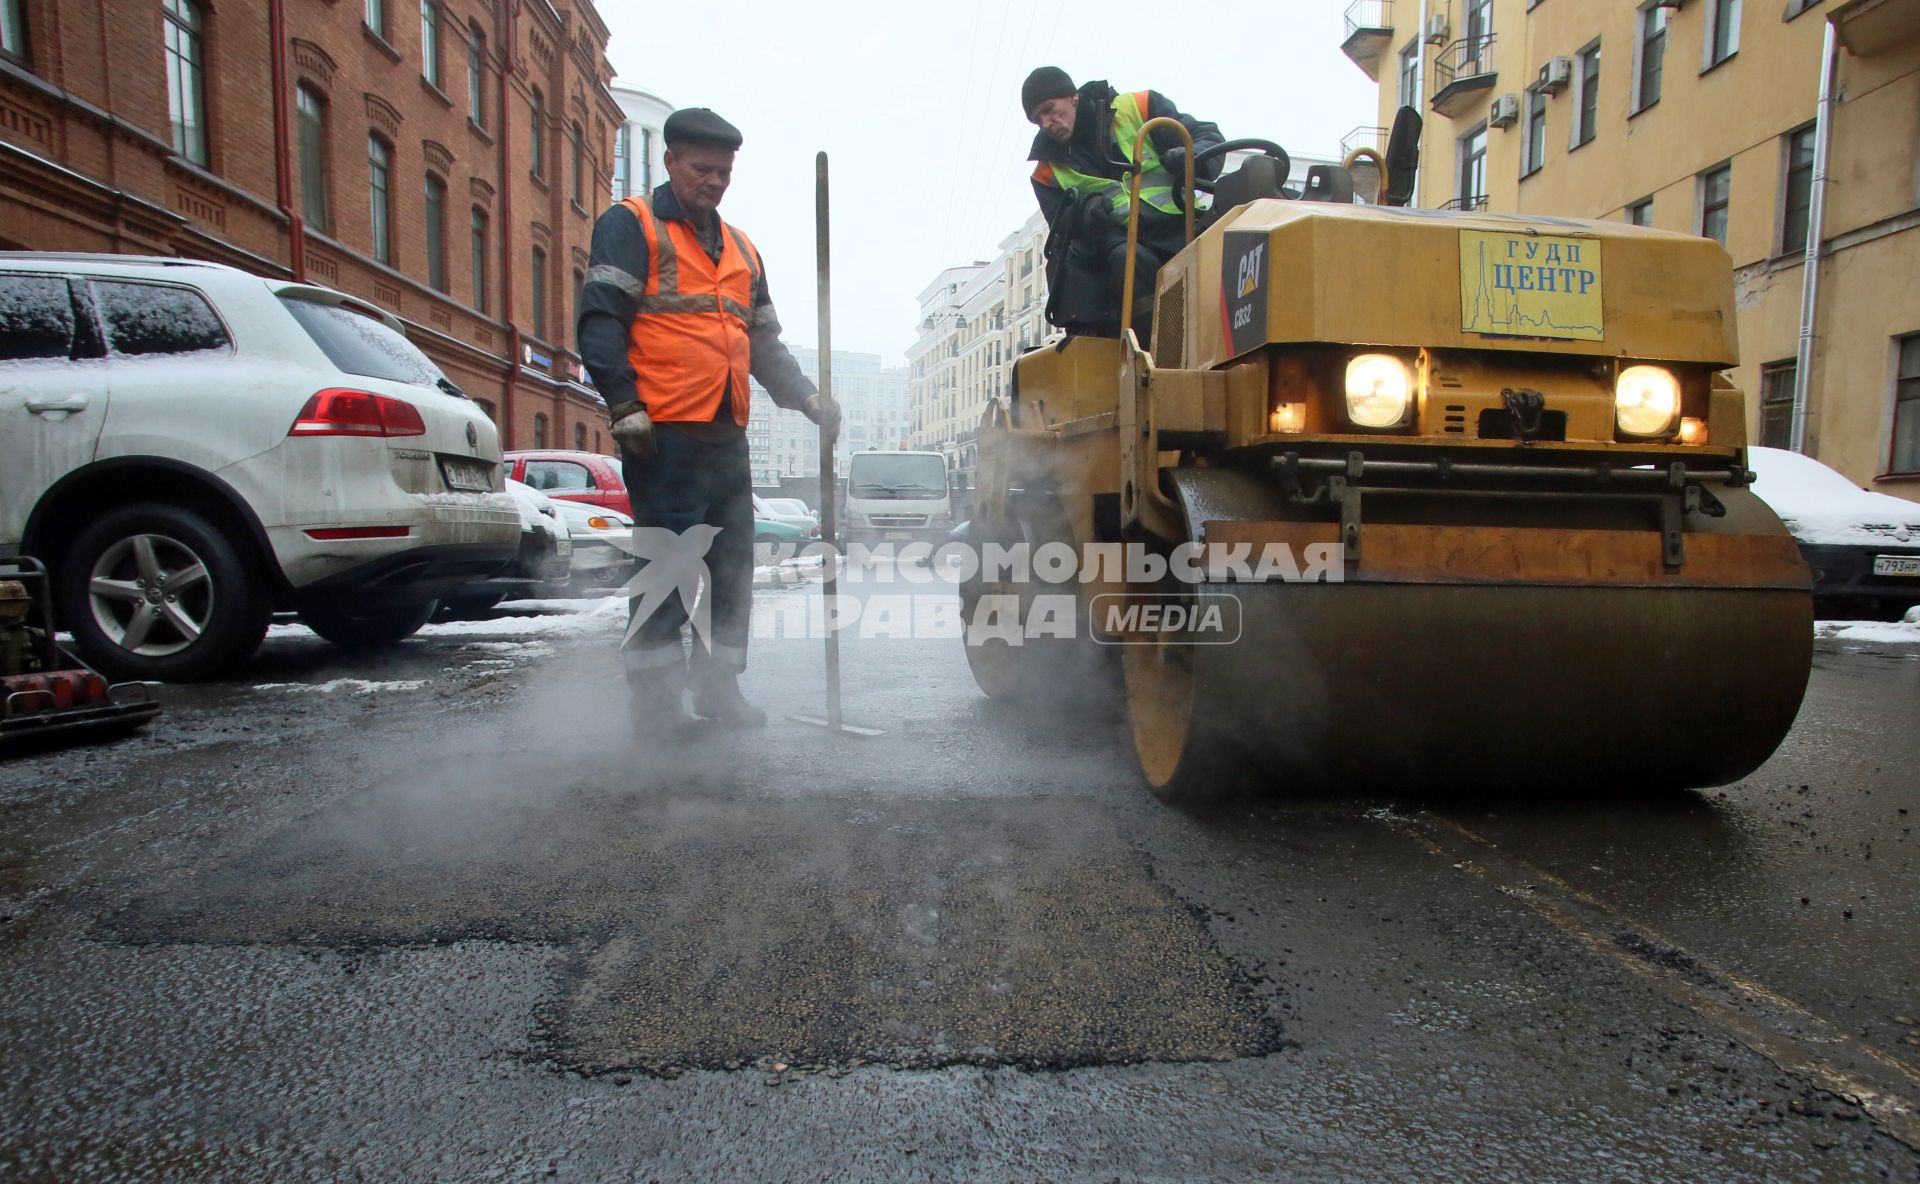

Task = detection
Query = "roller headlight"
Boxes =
[1615,365,1681,437]
[1345,354,1413,428]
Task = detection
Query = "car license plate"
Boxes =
[1872,554,1920,577]
[440,456,493,492]
[885,531,912,541]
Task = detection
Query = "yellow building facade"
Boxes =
[1342,0,1920,500]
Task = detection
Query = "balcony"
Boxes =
[1341,1,1395,81]
[1832,0,1920,56]
[1340,125,1389,160]
[1431,35,1497,118]
[1440,195,1489,213]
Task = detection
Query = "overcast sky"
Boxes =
[598,1,1377,369]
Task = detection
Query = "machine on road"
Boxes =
[962,110,1814,800]
[1,557,159,749]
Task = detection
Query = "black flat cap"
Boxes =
[662,108,743,150]
[1021,67,1075,118]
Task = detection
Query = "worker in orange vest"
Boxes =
[577,107,839,735]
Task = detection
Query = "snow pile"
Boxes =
[253,678,429,694]
[1748,447,1920,547]
[1816,606,1920,645]
[414,598,625,640]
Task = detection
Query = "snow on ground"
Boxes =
[252,678,429,694]
[1816,606,1920,645]
[415,598,625,639]
[263,598,625,644]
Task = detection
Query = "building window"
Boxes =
[1894,335,1920,473]
[530,246,546,340]
[1572,41,1601,148]
[1464,0,1492,53]
[1457,123,1487,210]
[424,174,447,291]
[640,128,654,190]
[1704,164,1735,244]
[1521,86,1547,177]
[571,121,584,206]
[1705,0,1741,70]
[163,0,208,166]
[1699,164,1731,245]
[612,124,630,199]
[1785,0,1823,16]
[2,0,28,63]
[466,23,486,128]
[529,87,544,179]
[1760,360,1796,448]
[368,135,392,264]
[1781,124,1816,256]
[574,422,586,450]
[1628,196,1654,226]
[419,0,439,88]
[572,268,584,327]
[470,208,488,312]
[1397,39,1420,110]
[296,85,330,234]
[365,0,385,39]
[533,413,548,449]
[1634,5,1667,113]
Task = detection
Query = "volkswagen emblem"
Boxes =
[465,421,479,449]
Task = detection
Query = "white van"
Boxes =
[842,450,953,548]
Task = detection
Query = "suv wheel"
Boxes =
[58,504,271,681]
[300,599,439,649]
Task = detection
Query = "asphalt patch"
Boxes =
[102,790,1283,1075]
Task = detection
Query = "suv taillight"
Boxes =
[289,389,427,437]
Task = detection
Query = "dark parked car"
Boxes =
[1748,446,1920,620]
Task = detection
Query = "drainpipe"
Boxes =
[497,0,521,449]
[267,0,305,280]
[1415,0,1430,206]
[1790,19,1837,455]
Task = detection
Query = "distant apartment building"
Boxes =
[1340,0,1920,498]
[608,82,668,202]
[0,0,625,453]
[907,210,1055,484]
[748,347,910,485]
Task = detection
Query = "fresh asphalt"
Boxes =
[2,568,1917,1182]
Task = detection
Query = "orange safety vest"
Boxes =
[619,194,764,426]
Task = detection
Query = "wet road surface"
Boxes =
[2,578,1918,1181]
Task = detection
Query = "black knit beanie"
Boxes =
[1021,67,1076,119]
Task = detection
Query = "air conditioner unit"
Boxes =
[1538,55,1573,92]
[1424,13,1449,44]
[1490,93,1520,128]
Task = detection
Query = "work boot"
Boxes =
[628,670,697,740]
[690,673,767,728]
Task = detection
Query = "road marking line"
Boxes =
[1377,808,1920,1152]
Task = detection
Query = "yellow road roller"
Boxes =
[960,115,1812,801]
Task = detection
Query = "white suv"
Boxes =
[0,254,519,680]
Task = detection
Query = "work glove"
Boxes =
[1160,146,1192,182]
[803,393,842,438]
[1075,188,1123,231]
[609,403,657,460]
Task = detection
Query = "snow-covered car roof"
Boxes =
[1748,447,1920,546]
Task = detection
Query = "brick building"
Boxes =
[0,0,623,452]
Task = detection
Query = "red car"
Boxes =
[503,450,630,515]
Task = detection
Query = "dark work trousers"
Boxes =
[1061,226,1183,343]
[618,427,754,690]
